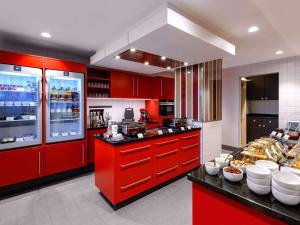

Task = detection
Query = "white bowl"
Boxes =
[272,171,300,191]
[272,187,300,205]
[205,162,220,176]
[280,167,300,177]
[247,179,271,195]
[255,160,279,172]
[247,175,271,186]
[220,153,233,161]
[272,179,300,196]
[223,167,243,182]
[230,161,246,173]
[215,157,229,169]
[246,165,272,179]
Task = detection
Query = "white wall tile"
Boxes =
[223,56,300,147]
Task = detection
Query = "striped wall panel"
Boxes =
[174,59,222,122]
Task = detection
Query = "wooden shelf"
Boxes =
[87,67,112,98]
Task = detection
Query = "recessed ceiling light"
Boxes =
[248,26,259,33]
[184,62,188,66]
[161,56,166,60]
[41,32,51,38]
[166,66,171,70]
[187,71,191,74]
[275,50,283,55]
[130,48,136,52]
[114,55,121,59]
[144,61,149,65]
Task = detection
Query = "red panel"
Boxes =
[43,57,86,73]
[152,77,162,99]
[162,77,174,100]
[136,75,153,98]
[0,146,43,187]
[44,140,86,175]
[145,99,159,121]
[192,184,287,225]
[87,129,106,164]
[193,65,199,120]
[181,67,186,117]
[111,71,134,98]
[0,50,43,68]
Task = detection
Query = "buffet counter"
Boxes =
[94,128,201,209]
[188,166,300,225]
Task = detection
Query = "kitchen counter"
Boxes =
[95,128,201,208]
[188,166,300,225]
[95,127,201,146]
[87,127,107,131]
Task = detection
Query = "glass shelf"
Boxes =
[50,101,80,104]
[50,118,80,122]
[0,90,37,93]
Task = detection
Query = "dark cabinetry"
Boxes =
[247,74,278,100]
[247,115,278,142]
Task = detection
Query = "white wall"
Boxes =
[222,56,300,148]
[87,98,145,126]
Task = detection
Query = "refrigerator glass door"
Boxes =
[0,64,42,150]
[45,70,84,143]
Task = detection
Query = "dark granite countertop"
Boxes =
[95,127,201,146]
[188,166,300,225]
[87,127,107,131]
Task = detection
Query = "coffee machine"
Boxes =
[139,108,149,122]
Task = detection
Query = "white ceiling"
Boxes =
[0,0,299,69]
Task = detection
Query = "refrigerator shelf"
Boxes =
[50,101,80,104]
[50,118,80,122]
[0,90,37,93]
[0,119,36,128]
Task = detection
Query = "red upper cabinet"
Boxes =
[135,75,153,99]
[153,77,174,100]
[0,146,43,187]
[0,50,43,68]
[111,71,134,98]
[43,57,86,73]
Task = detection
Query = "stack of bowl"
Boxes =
[246,165,272,195]
[255,160,279,172]
[272,171,300,205]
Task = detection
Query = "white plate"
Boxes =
[247,179,271,195]
[272,171,300,191]
[246,165,271,179]
[272,187,300,205]
[255,160,279,172]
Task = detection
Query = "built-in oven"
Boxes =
[159,100,174,116]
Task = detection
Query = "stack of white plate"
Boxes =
[272,171,300,205]
[246,165,272,195]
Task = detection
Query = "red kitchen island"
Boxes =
[94,128,200,209]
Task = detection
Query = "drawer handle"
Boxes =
[182,143,199,151]
[156,165,179,177]
[181,134,199,140]
[120,157,151,169]
[156,139,178,146]
[120,176,151,192]
[120,145,151,155]
[156,149,179,159]
[182,157,199,166]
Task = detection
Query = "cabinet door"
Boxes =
[45,140,86,175]
[261,118,278,136]
[111,72,134,98]
[0,146,43,187]
[247,117,262,142]
[264,74,279,100]
[152,77,162,99]
[162,78,174,100]
[87,129,106,164]
[247,76,265,100]
[136,75,153,99]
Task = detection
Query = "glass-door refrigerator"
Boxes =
[0,64,42,150]
[45,70,84,143]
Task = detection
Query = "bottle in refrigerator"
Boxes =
[58,87,65,101]
[50,86,58,101]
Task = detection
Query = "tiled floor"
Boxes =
[0,174,192,225]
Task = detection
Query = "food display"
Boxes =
[205,162,220,176]
[223,166,243,182]
[224,166,242,174]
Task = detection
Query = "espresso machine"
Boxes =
[139,108,149,122]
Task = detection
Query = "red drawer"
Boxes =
[116,153,153,203]
[180,131,200,146]
[116,141,152,159]
[180,147,200,173]
[153,148,180,185]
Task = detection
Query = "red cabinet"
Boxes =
[111,71,134,98]
[0,147,43,187]
[44,140,86,176]
[135,75,153,99]
[95,129,200,206]
[153,77,174,100]
[87,128,106,164]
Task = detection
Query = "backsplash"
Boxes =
[247,100,279,115]
[87,98,145,126]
